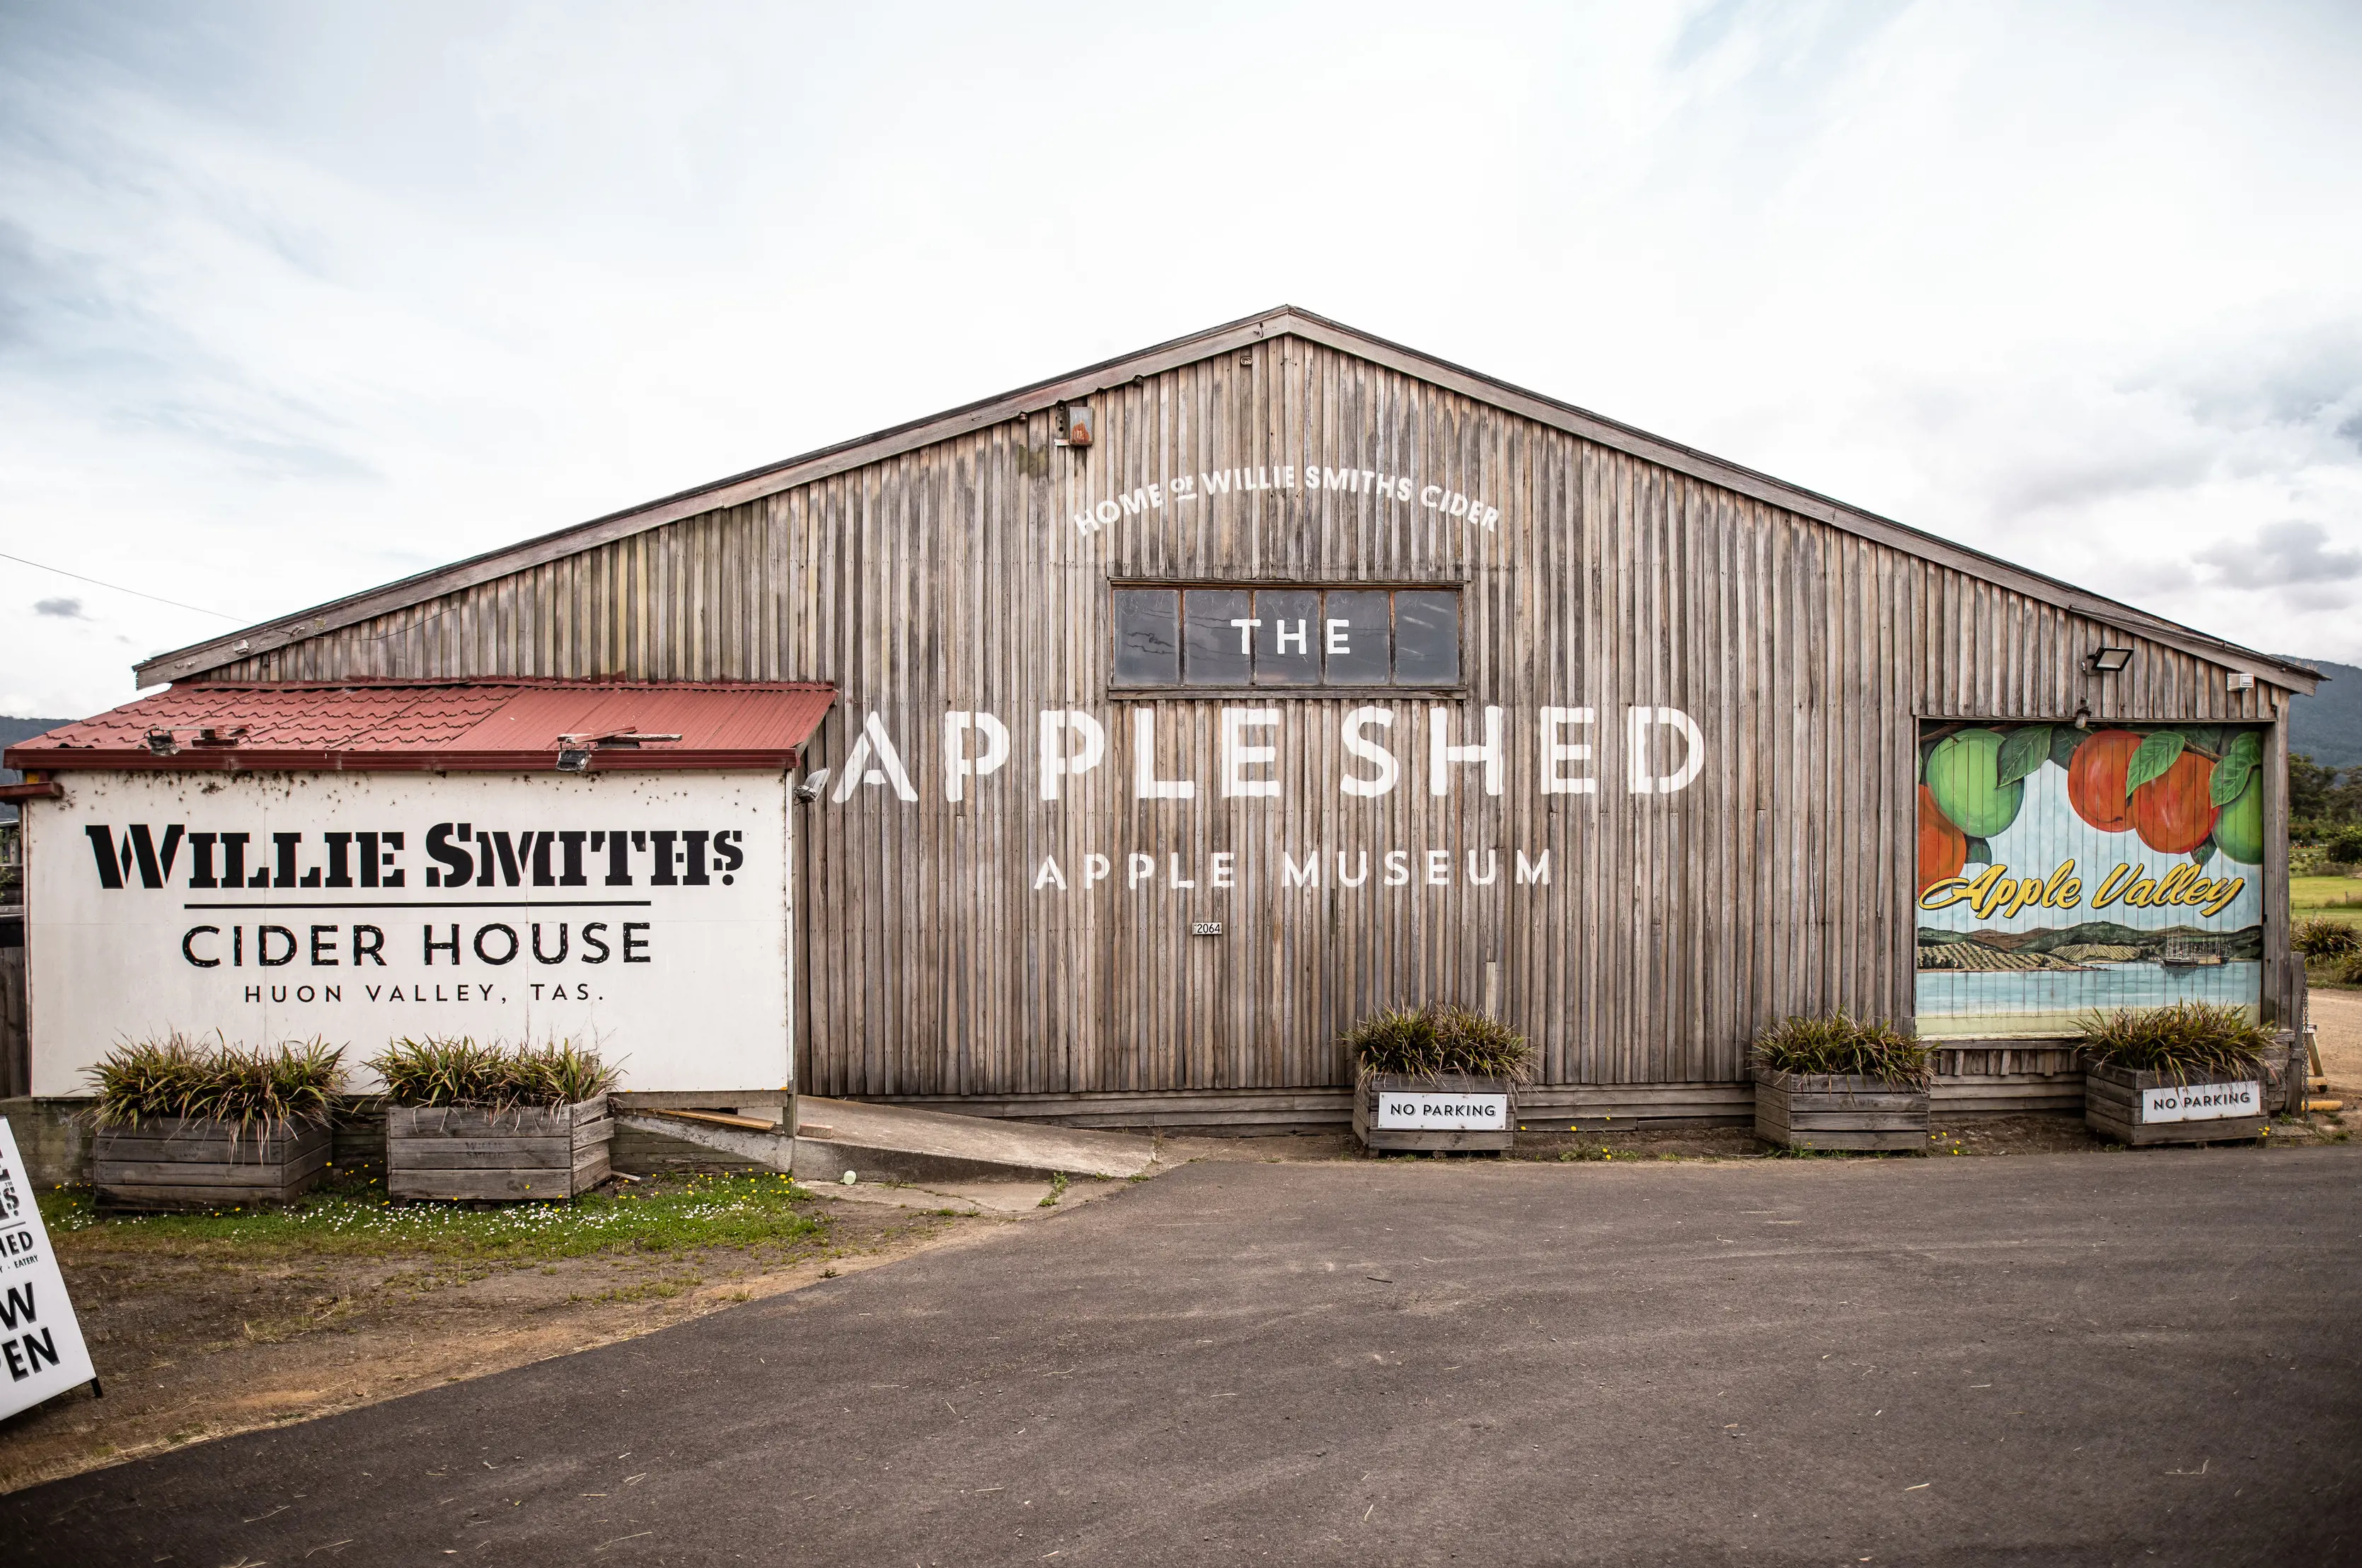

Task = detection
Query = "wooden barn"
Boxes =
[6,307,2319,1129]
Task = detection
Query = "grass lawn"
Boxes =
[38,1164,828,1267]
[2291,875,2362,927]
[2295,874,2362,990]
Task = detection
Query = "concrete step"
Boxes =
[793,1097,1157,1185]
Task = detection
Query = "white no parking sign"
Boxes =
[0,1118,98,1421]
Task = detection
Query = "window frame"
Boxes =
[1104,577,1471,701]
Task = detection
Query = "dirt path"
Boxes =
[2310,987,2362,1100]
[0,1193,1016,1495]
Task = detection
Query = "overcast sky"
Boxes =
[3,0,2358,718]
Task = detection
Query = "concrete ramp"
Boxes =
[792,1097,1157,1185]
[612,1097,1158,1187]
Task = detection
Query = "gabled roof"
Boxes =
[134,306,2319,694]
[6,680,835,773]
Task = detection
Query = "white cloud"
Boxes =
[1,0,2358,717]
[2194,521,2362,591]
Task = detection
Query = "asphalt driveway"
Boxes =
[8,1145,2361,1566]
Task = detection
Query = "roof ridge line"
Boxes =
[132,304,2316,693]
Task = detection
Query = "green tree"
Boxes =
[2335,766,2362,824]
[2289,753,2356,841]
[2291,753,2340,819]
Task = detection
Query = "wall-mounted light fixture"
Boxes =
[2085,645,2133,674]
[1055,401,1093,447]
[2225,671,2254,692]
[793,766,831,803]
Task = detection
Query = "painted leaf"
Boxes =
[2190,836,2216,869]
[1965,836,1992,865]
[1996,726,2051,788]
[2209,730,2263,805]
[2210,752,2253,807]
[2048,726,2085,771]
[2184,725,2223,759]
[2124,730,2187,794]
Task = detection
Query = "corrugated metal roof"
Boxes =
[1,681,834,773]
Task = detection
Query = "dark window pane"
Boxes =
[1393,590,1461,685]
[1253,589,1322,686]
[1182,589,1254,686]
[1112,589,1179,686]
[1320,590,1390,684]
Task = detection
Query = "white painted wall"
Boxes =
[22,769,791,1096]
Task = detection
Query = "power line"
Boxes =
[0,548,238,621]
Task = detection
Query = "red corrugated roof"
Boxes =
[1,681,835,773]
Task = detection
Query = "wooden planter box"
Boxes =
[1754,1071,1930,1152]
[386,1097,612,1201]
[2084,1061,2266,1147]
[1353,1073,1515,1152]
[93,1117,331,1210]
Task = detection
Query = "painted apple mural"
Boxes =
[1917,717,2269,1041]
[2066,728,2143,833]
[1923,729,2022,840]
[1919,721,2268,867]
[2130,750,2220,855]
[2213,768,2264,865]
[1918,783,1966,894]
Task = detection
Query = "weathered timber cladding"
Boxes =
[194,334,2303,1111]
[1753,1071,1932,1152]
[386,1100,612,1201]
[1928,1043,2084,1115]
[93,1118,332,1209]
[0,943,26,1101]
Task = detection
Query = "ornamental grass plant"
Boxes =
[1342,1003,1533,1083]
[86,1032,343,1133]
[1751,1013,1931,1088]
[2078,1001,2271,1083]
[2292,916,2361,960]
[367,1037,618,1111]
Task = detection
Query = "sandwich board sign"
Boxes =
[0,1117,98,1420]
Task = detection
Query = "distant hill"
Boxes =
[2285,659,2362,771]
[0,715,74,824]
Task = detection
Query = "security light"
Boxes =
[2086,646,2133,674]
